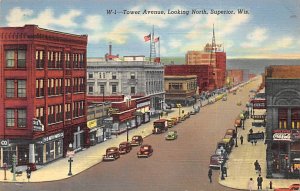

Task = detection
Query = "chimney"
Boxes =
[109,42,112,55]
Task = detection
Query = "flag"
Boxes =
[154,37,160,42]
[144,34,151,42]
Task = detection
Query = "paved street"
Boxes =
[0,78,261,191]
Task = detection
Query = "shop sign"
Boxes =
[137,101,150,108]
[43,132,64,143]
[247,132,264,142]
[87,120,97,129]
[0,139,9,147]
[291,130,300,141]
[252,100,266,109]
[103,117,113,125]
[33,118,44,132]
[273,129,291,141]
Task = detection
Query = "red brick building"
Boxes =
[226,69,244,86]
[0,25,88,166]
[164,65,214,93]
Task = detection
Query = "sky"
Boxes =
[0,0,300,59]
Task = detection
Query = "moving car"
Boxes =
[274,184,300,191]
[137,144,153,158]
[209,154,223,169]
[103,147,120,161]
[165,131,178,140]
[152,119,168,134]
[119,141,131,154]
[130,135,143,146]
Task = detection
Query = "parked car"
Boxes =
[171,117,179,125]
[223,135,235,148]
[130,135,143,146]
[190,110,196,115]
[209,154,223,169]
[225,128,236,138]
[167,118,175,128]
[215,147,228,161]
[217,141,232,154]
[165,131,178,140]
[274,184,300,191]
[137,144,153,158]
[152,119,168,134]
[119,141,132,154]
[103,147,120,161]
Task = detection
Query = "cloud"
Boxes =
[169,39,182,49]
[241,27,268,48]
[6,7,81,29]
[82,15,104,42]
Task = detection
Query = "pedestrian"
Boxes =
[257,174,263,190]
[26,166,31,182]
[249,128,253,134]
[254,140,257,145]
[251,140,254,146]
[257,164,261,174]
[254,160,259,172]
[248,178,254,191]
[208,168,212,183]
[240,135,244,145]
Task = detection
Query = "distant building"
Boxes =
[123,56,145,61]
[265,65,300,179]
[164,75,197,106]
[226,69,244,86]
[164,64,214,93]
[0,25,88,166]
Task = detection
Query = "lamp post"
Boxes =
[126,121,130,142]
[3,163,7,180]
[235,124,238,147]
[67,143,73,176]
[12,154,16,181]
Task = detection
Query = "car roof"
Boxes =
[119,141,129,145]
[107,147,118,150]
[141,144,151,147]
[133,135,142,138]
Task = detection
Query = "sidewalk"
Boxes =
[0,99,206,183]
[219,109,299,190]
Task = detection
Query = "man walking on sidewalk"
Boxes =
[240,135,244,145]
[257,174,263,190]
[208,168,212,183]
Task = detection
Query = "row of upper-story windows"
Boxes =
[87,72,136,80]
[278,108,300,129]
[4,48,85,69]
[35,78,85,97]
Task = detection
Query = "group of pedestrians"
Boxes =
[247,160,263,190]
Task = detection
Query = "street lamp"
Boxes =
[235,124,238,147]
[126,121,130,142]
[67,143,73,176]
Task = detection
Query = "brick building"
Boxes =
[164,65,214,93]
[226,69,244,86]
[0,25,88,166]
[265,65,300,178]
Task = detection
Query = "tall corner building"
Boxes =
[0,25,88,166]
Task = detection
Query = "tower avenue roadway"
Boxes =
[1,77,261,191]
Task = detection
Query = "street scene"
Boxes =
[1,0,300,191]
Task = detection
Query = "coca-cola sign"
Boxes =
[273,130,291,141]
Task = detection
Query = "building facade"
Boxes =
[265,65,300,178]
[164,75,197,106]
[164,64,214,93]
[0,25,88,166]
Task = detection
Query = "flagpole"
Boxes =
[149,35,151,62]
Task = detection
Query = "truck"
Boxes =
[152,119,168,134]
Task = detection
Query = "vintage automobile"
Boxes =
[234,119,242,128]
[152,119,168,134]
[274,184,300,191]
[130,135,143,146]
[223,134,235,148]
[217,141,232,154]
[119,141,132,154]
[167,118,175,128]
[190,110,196,115]
[171,117,179,125]
[165,131,178,140]
[103,147,120,161]
[225,128,236,138]
[137,144,153,158]
[209,154,223,169]
[215,147,228,161]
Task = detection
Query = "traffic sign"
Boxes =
[66,150,75,158]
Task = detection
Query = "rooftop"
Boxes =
[266,65,300,79]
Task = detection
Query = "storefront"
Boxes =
[34,132,64,165]
[135,99,151,124]
[73,126,84,151]
[87,119,105,146]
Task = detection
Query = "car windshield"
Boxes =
[108,149,115,152]
[168,132,174,135]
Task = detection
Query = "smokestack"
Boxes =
[109,42,112,55]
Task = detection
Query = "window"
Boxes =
[278,108,288,129]
[130,72,135,79]
[5,49,26,68]
[103,73,106,79]
[65,79,71,94]
[65,53,70,68]
[88,73,93,79]
[112,85,117,94]
[17,80,26,97]
[292,109,300,129]
[6,80,26,98]
[100,85,105,94]
[36,50,44,68]
[112,72,117,79]
[131,86,135,94]
[6,80,14,98]
[6,109,14,127]
[17,109,26,128]
[99,73,102,79]
[65,103,71,120]
[5,109,27,128]
[88,86,93,94]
